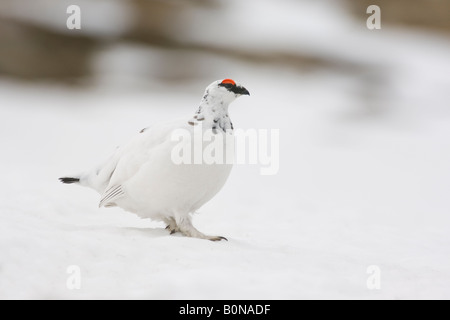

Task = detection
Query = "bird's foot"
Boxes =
[173,215,228,241]
[206,236,228,242]
[164,217,180,235]
[165,224,179,235]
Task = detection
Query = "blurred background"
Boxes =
[1,0,450,299]
[1,0,449,85]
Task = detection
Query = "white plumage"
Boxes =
[60,79,250,241]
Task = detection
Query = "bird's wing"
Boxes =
[99,185,125,208]
[99,118,189,199]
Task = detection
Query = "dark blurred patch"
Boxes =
[347,0,450,33]
[122,0,366,80]
[0,18,98,83]
[125,0,219,45]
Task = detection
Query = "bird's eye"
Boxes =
[219,83,233,89]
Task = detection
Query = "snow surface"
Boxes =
[1,0,450,300]
[1,66,450,299]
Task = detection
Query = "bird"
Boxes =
[59,79,250,241]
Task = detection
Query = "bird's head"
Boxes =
[203,79,250,105]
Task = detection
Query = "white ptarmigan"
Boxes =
[60,79,250,241]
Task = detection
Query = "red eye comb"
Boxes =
[221,79,236,86]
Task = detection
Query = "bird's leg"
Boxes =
[163,217,179,234]
[174,215,227,241]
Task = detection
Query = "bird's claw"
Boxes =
[165,225,178,235]
[209,236,228,242]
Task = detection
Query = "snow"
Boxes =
[1,1,450,300]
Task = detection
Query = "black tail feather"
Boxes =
[59,177,80,184]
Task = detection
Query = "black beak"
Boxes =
[231,85,250,96]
